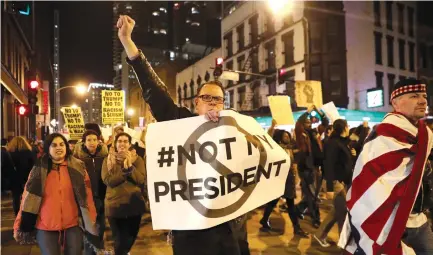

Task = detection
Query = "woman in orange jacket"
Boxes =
[13,133,101,255]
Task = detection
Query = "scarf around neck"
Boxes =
[14,154,102,252]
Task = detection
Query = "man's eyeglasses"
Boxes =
[197,94,224,104]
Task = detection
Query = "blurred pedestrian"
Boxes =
[6,136,35,215]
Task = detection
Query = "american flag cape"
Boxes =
[338,113,433,255]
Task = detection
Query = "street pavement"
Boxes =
[1,193,343,255]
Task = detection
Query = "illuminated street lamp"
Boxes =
[127,108,135,116]
[56,84,88,95]
[267,0,293,17]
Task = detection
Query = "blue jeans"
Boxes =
[36,226,83,255]
[403,221,433,255]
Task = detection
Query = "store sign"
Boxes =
[367,88,384,108]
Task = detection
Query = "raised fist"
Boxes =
[117,15,135,40]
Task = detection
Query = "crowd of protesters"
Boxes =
[1,14,432,255]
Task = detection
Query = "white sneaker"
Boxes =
[313,234,331,248]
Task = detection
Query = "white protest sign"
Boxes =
[124,126,143,145]
[321,101,341,123]
[268,96,295,125]
[100,127,112,142]
[146,110,291,230]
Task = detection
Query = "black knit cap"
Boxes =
[390,78,427,101]
[84,123,101,137]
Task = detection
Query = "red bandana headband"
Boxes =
[390,84,426,101]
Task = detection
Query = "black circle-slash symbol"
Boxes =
[177,115,268,218]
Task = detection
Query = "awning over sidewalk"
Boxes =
[254,109,387,127]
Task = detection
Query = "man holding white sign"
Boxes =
[117,15,291,255]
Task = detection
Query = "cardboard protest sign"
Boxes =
[146,110,291,230]
[321,101,341,123]
[61,107,85,140]
[268,96,295,125]
[295,80,323,107]
[101,90,124,124]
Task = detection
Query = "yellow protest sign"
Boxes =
[102,90,125,124]
[295,80,323,107]
[62,107,85,140]
[268,96,295,125]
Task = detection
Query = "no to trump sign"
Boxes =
[62,107,85,140]
[146,110,291,230]
[102,90,124,124]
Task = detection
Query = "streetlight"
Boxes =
[127,108,134,128]
[71,104,78,109]
[267,0,293,17]
[56,84,88,95]
[267,0,310,84]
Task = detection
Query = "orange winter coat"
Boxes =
[14,158,97,233]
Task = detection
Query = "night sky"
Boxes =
[55,1,112,105]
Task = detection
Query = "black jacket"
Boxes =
[73,143,108,201]
[127,51,193,121]
[323,136,355,191]
[9,150,35,186]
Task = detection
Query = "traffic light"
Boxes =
[214,57,224,78]
[278,67,289,84]
[6,2,31,15]
[28,76,39,113]
[17,104,29,116]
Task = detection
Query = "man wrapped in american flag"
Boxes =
[338,79,433,255]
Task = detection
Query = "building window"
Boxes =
[399,39,405,70]
[265,40,276,70]
[329,64,342,96]
[408,42,415,72]
[327,18,338,52]
[265,14,275,34]
[237,55,245,81]
[226,61,233,86]
[374,1,381,27]
[397,3,404,34]
[310,22,321,53]
[237,86,246,109]
[183,83,187,99]
[282,31,294,66]
[283,14,294,27]
[374,32,382,65]
[311,65,321,81]
[249,15,259,45]
[190,80,195,97]
[430,46,433,69]
[252,48,259,73]
[386,2,393,30]
[386,35,394,67]
[388,73,395,105]
[177,86,181,105]
[375,71,384,88]
[236,24,245,51]
[224,32,233,57]
[408,7,414,37]
[420,43,427,68]
[229,90,234,108]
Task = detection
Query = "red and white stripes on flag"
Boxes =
[338,113,433,255]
